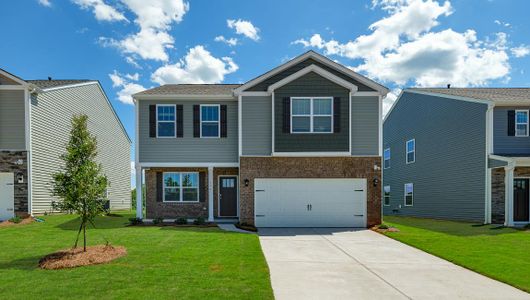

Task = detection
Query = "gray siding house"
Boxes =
[383,88,530,226]
[0,69,131,220]
[134,51,389,228]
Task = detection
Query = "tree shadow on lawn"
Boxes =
[0,255,44,271]
[56,215,130,231]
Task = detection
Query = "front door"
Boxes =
[219,176,238,217]
[514,178,529,222]
[0,173,15,221]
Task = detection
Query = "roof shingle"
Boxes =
[27,79,93,89]
[410,88,530,103]
[135,84,241,96]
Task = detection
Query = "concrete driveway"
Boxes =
[258,228,529,300]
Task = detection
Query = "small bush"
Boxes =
[193,217,206,225]
[175,217,188,225]
[378,223,389,230]
[128,217,143,225]
[8,216,22,224]
[153,217,164,225]
[235,222,258,232]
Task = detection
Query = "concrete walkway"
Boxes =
[258,228,530,300]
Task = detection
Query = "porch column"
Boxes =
[208,166,214,222]
[504,165,515,227]
[135,165,143,219]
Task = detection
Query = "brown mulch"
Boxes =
[371,226,400,233]
[0,217,34,228]
[39,245,127,270]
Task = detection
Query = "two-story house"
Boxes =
[0,68,131,220]
[383,88,530,227]
[133,51,389,227]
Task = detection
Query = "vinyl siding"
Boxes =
[351,96,379,155]
[383,92,488,221]
[138,99,238,163]
[274,71,350,152]
[493,107,530,156]
[242,95,272,155]
[0,90,26,150]
[31,84,131,214]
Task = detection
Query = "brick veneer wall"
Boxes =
[213,167,239,218]
[491,167,530,224]
[0,151,29,216]
[239,156,382,227]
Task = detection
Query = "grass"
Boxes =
[383,216,530,292]
[0,212,273,300]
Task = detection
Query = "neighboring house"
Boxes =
[0,69,131,220]
[133,51,389,228]
[383,88,530,227]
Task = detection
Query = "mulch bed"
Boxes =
[235,223,258,232]
[371,226,400,234]
[39,245,127,270]
[130,223,218,228]
[0,218,35,228]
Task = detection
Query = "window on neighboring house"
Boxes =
[383,185,390,206]
[515,110,529,137]
[384,148,390,169]
[291,97,333,133]
[404,183,413,206]
[163,172,199,202]
[157,104,176,137]
[201,104,220,138]
[406,139,415,164]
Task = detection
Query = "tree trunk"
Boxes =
[74,221,83,249]
[83,223,87,252]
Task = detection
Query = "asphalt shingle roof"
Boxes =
[27,79,93,89]
[410,88,530,103]
[135,84,242,96]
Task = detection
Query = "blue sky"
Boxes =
[2,0,530,187]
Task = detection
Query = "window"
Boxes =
[383,186,390,206]
[406,139,415,164]
[163,172,199,202]
[404,183,413,206]
[200,104,220,138]
[384,148,390,169]
[157,105,176,137]
[515,110,529,137]
[291,97,333,133]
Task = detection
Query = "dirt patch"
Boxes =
[39,245,127,270]
[0,217,35,228]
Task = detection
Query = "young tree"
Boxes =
[52,114,108,252]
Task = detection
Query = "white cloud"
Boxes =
[215,35,238,46]
[109,70,145,105]
[494,19,511,28]
[294,0,511,87]
[227,19,260,41]
[151,45,238,85]
[38,0,52,7]
[382,89,401,116]
[73,0,127,22]
[511,45,530,58]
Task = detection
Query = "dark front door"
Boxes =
[514,178,529,222]
[219,176,238,217]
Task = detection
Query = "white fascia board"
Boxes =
[353,91,381,97]
[238,91,271,96]
[271,152,352,157]
[489,154,514,163]
[41,81,99,92]
[267,64,358,93]
[133,94,237,101]
[139,162,239,168]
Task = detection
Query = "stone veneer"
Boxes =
[0,151,29,216]
[239,156,382,227]
[491,167,530,224]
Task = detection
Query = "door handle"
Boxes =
[309,204,312,211]
[354,214,364,217]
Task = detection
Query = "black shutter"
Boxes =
[193,105,200,137]
[199,172,206,202]
[176,105,183,138]
[156,172,163,202]
[220,105,227,138]
[508,110,515,136]
[283,97,290,133]
[149,105,156,137]
[333,97,341,133]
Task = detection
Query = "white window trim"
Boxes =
[515,110,529,137]
[404,183,414,206]
[162,172,200,203]
[406,139,415,164]
[384,148,391,169]
[156,104,176,138]
[290,97,334,134]
[383,185,390,206]
[200,104,220,138]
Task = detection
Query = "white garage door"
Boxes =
[254,178,366,227]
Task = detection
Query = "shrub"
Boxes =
[8,216,22,224]
[193,217,206,225]
[175,217,188,225]
[153,217,164,225]
[128,217,143,225]
[235,222,258,232]
[378,223,389,229]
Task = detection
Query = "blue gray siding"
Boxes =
[493,107,530,156]
[383,92,488,221]
[352,96,379,155]
[242,95,272,156]
[0,90,26,150]
[138,99,238,163]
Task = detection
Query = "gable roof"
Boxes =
[135,84,240,97]
[410,88,530,104]
[27,79,93,89]
[267,64,358,92]
[0,68,27,85]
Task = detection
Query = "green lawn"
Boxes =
[383,216,530,292]
[0,212,273,300]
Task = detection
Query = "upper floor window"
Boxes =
[201,104,220,138]
[157,104,176,137]
[383,185,390,206]
[515,110,529,137]
[384,148,390,169]
[163,172,199,202]
[406,139,415,164]
[404,183,413,206]
[291,97,333,133]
